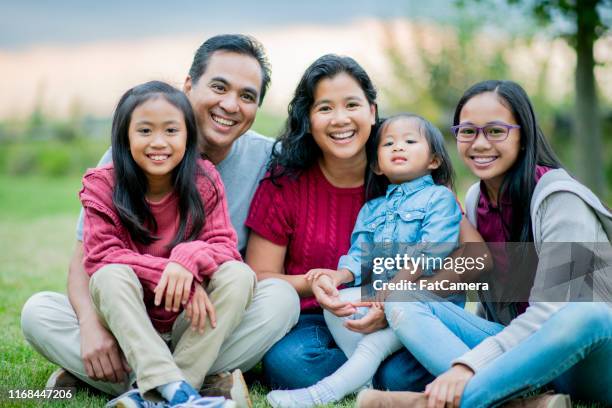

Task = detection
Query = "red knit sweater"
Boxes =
[80,159,241,332]
[246,164,365,310]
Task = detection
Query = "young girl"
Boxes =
[266,113,464,407]
[80,81,254,408]
[357,80,612,408]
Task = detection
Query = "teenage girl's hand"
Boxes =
[185,283,216,334]
[424,364,474,408]
[154,262,194,312]
[344,301,387,334]
[311,274,356,317]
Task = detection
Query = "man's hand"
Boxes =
[80,317,130,383]
[424,364,474,408]
[344,301,387,334]
[185,283,216,334]
[154,262,194,312]
[311,275,355,317]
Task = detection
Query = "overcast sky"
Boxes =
[2,0,538,50]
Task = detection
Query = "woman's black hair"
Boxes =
[453,80,563,242]
[111,80,216,248]
[267,54,378,182]
[365,113,455,201]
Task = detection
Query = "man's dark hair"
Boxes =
[188,34,271,106]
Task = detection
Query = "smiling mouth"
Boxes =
[470,156,498,164]
[391,157,407,163]
[211,114,237,127]
[147,154,170,161]
[329,130,355,141]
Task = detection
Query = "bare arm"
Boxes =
[67,242,130,383]
[245,232,312,297]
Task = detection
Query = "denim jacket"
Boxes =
[338,175,462,286]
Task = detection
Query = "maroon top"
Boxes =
[476,165,551,315]
[246,164,365,311]
[80,159,241,332]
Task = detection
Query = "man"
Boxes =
[20,34,299,404]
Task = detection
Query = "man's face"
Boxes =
[184,51,263,152]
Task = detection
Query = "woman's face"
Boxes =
[128,97,187,188]
[457,92,521,193]
[309,72,376,164]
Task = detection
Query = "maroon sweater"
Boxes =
[80,159,241,332]
[246,164,364,311]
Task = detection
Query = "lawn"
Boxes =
[0,175,602,408]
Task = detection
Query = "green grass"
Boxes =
[0,175,604,407]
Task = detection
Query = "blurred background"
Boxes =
[1,0,611,201]
[0,2,610,404]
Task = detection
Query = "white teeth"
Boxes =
[212,114,236,126]
[472,156,497,164]
[330,131,354,140]
[149,155,169,161]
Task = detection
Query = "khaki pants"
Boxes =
[21,263,299,396]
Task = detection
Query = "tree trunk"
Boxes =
[574,0,604,196]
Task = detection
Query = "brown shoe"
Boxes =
[200,369,252,408]
[45,368,86,390]
[502,392,571,408]
[356,389,428,408]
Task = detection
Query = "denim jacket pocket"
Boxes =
[361,214,386,233]
[397,209,426,242]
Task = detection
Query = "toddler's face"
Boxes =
[376,117,439,184]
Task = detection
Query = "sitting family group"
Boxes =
[21,34,612,408]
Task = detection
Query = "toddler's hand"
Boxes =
[344,302,387,334]
[154,262,194,312]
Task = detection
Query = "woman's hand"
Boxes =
[305,268,337,283]
[154,262,194,312]
[344,301,387,334]
[311,274,356,317]
[185,283,216,334]
[425,364,474,408]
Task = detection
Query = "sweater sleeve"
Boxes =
[80,170,169,292]
[245,174,295,246]
[169,162,241,280]
[453,191,602,372]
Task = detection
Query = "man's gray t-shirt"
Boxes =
[75,130,274,253]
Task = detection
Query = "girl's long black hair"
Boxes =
[267,54,378,183]
[453,80,563,242]
[111,80,215,248]
[366,113,455,201]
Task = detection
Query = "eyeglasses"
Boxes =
[451,123,520,142]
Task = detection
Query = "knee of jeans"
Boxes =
[385,302,428,331]
[21,291,57,343]
[258,278,300,329]
[558,303,612,337]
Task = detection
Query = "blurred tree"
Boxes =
[505,0,610,195]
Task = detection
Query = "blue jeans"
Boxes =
[262,313,433,390]
[386,301,612,407]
